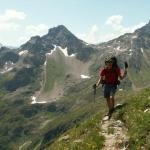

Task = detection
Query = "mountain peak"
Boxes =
[47,25,71,36]
[55,25,68,30]
[42,25,85,55]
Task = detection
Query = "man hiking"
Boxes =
[95,56,128,120]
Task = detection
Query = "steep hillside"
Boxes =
[0,22,150,150]
[47,88,150,150]
[0,70,105,150]
[114,88,150,149]
[35,45,92,102]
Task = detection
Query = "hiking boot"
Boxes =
[103,112,111,120]
[109,108,114,114]
[108,108,114,119]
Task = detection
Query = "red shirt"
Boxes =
[100,67,121,84]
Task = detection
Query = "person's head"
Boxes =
[110,57,118,69]
[105,57,113,69]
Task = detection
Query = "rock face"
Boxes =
[20,25,96,62]
[43,25,84,55]
[0,49,19,67]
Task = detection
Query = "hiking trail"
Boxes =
[101,117,129,150]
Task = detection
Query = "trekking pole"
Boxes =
[92,84,97,102]
[124,61,128,69]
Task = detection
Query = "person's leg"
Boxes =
[104,85,114,118]
[110,95,115,109]
[106,98,111,108]
[109,85,117,110]
[104,86,111,111]
[106,97,113,117]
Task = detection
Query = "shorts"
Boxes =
[104,84,117,98]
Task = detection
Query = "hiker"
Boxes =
[95,56,128,119]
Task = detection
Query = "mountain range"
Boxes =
[1,21,150,92]
[0,21,150,150]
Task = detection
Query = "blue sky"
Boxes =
[0,0,149,46]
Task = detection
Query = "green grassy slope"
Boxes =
[0,49,149,150]
[48,112,105,150]
[114,88,150,150]
[0,70,106,150]
[46,88,150,150]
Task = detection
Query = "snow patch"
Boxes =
[141,48,144,53]
[0,61,14,74]
[44,61,47,66]
[116,46,120,51]
[107,45,111,48]
[129,49,133,52]
[46,45,57,56]
[46,45,76,58]
[69,53,76,57]
[19,50,28,56]
[80,74,91,79]
[58,46,69,56]
[0,67,13,74]
[131,35,137,39]
[129,53,133,56]
[31,96,47,104]
[119,88,123,91]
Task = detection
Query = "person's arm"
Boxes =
[96,77,104,87]
[119,62,128,80]
[96,69,105,87]
[119,69,127,80]
[96,78,101,87]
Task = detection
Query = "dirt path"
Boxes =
[101,118,129,150]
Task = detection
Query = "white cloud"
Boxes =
[0,9,26,31]
[77,25,100,44]
[0,9,26,22]
[15,24,49,45]
[77,15,146,44]
[0,9,49,46]
[106,15,146,34]
[106,15,123,25]
[25,24,49,36]
[0,22,20,31]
